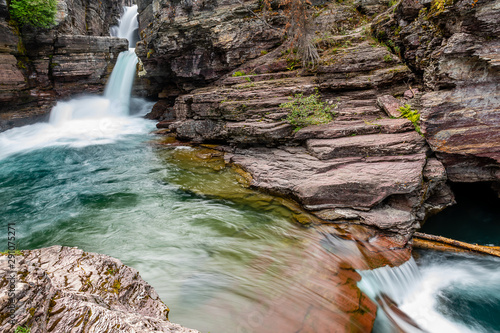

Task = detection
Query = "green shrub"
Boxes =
[398,104,422,135]
[281,90,335,132]
[232,71,246,77]
[9,0,57,29]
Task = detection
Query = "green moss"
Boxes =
[232,71,246,77]
[398,104,422,135]
[111,279,121,294]
[15,326,31,333]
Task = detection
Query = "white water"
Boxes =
[0,6,150,161]
[110,5,139,48]
[359,256,497,333]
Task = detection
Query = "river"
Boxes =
[0,5,499,333]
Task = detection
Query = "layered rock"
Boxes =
[135,0,284,96]
[0,246,198,333]
[372,0,500,183]
[141,0,454,236]
[0,0,127,131]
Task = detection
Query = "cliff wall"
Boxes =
[136,0,458,237]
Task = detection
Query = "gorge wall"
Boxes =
[0,0,128,131]
[133,0,457,237]
[372,0,500,186]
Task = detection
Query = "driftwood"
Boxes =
[413,232,500,258]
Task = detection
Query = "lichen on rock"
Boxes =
[0,246,199,333]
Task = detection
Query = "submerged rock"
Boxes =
[0,246,198,333]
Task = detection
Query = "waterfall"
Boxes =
[110,5,139,48]
[358,257,482,333]
[49,5,140,124]
[0,6,151,161]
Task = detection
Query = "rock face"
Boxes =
[135,0,284,96]
[0,246,198,333]
[372,0,500,183]
[0,0,127,131]
[139,0,454,236]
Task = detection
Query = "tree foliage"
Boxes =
[9,0,57,29]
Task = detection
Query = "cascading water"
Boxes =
[2,4,499,333]
[0,6,150,160]
[110,5,139,48]
[359,254,500,333]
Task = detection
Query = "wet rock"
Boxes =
[306,131,427,160]
[146,99,175,120]
[226,146,450,234]
[0,246,198,333]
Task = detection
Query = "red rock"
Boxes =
[377,95,402,118]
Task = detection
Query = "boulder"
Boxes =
[0,246,198,333]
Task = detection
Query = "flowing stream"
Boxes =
[1,5,499,333]
[359,183,500,333]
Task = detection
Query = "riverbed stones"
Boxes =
[0,246,198,333]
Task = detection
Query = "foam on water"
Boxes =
[359,254,500,333]
[0,6,150,161]
[400,254,500,333]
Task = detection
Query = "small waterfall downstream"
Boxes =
[359,254,500,333]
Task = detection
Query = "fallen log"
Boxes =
[413,232,500,258]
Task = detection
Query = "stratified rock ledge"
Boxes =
[0,246,199,333]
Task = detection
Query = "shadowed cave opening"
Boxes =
[420,182,500,246]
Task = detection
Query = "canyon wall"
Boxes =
[372,0,500,185]
[136,0,458,237]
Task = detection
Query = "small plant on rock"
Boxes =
[232,71,246,77]
[15,326,31,333]
[281,89,335,131]
[398,104,422,135]
[9,0,57,28]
